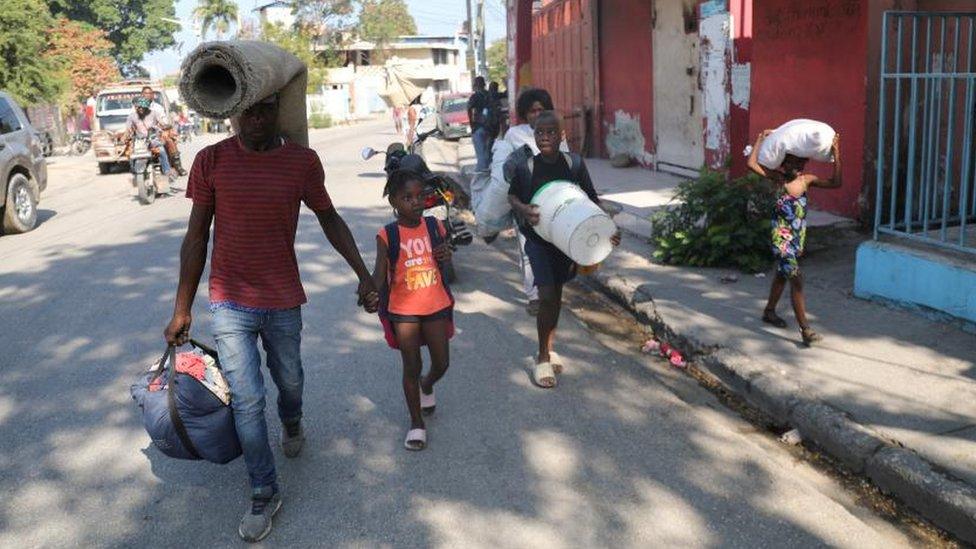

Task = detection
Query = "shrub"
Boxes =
[651,169,777,273]
[309,113,333,129]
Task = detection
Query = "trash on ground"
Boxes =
[720,274,739,284]
[780,428,802,445]
[754,272,767,278]
[640,338,686,368]
[640,339,660,353]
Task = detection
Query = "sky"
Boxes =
[143,0,507,78]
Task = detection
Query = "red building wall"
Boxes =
[598,0,654,161]
[749,0,870,218]
[531,0,598,154]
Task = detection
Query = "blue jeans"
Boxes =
[472,127,491,172]
[212,306,304,491]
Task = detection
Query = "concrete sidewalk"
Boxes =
[446,141,976,542]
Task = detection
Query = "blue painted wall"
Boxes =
[854,241,976,324]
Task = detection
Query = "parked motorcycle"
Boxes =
[70,131,91,156]
[362,124,473,282]
[130,134,172,205]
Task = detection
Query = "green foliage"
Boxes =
[194,0,239,40]
[47,0,179,71]
[0,0,65,105]
[308,113,333,128]
[651,170,777,273]
[260,22,332,91]
[486,39,507,87]
[357,0,417,62]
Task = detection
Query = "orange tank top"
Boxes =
[379,220,452,315]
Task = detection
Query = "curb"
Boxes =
[587,267,976,543]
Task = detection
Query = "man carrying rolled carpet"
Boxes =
[164,93,379,542]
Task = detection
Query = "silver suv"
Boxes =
[0,91,47,234]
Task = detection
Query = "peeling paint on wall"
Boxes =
[605,110,654,166]
[700,11,732,160]
[731,63,751,109]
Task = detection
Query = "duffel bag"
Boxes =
[131,341,242,464]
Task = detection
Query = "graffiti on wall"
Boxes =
[763,1,862,40]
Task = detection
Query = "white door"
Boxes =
[653,0,704,172]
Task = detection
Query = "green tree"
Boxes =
[486,38,507,87]
[357,0,416,62]
[46,0,179,72]
[0,0,65,105]
[194,0,239,40]
[260,22,332,91]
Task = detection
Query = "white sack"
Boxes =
[758,119,835,169]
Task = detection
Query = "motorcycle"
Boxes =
[178,123,194,143]
[130,134,172,205]
[70,131,91,156]
[362,124,473,282]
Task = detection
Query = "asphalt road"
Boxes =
[0,120,920,547]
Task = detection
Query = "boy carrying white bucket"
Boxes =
[506,111,620,388]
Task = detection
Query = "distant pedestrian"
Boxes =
[747,130,842,346]
[506,111,619,388]
[406,96,421,145]
[467,76,491,171]
[393,106,404,135]
[373,169,454,451]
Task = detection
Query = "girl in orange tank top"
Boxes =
[372,170,454,451]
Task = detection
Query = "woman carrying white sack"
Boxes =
[474,88,568,316]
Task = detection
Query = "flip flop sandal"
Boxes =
[533,361,556,388]
[801,327,824,347]
[549,352,564,374]
[420,385,436,416]
[762,310,788,328]
[404,428,427,451]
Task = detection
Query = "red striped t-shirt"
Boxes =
[186,137,333,309]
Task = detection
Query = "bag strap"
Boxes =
[164,345,202,459]
[385,222,400,280]
[425,216,446,274]
[565,152,581,181]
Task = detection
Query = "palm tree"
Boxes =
[194,0,240,40]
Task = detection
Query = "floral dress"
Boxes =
[771,193,807,278]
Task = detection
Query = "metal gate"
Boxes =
[874,11,976,254]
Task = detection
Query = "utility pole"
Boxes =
[476,0,487,78]
[466,0,476,78]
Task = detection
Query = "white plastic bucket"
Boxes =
[531,181,617,266]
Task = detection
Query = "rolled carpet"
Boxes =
[179,41,309,147]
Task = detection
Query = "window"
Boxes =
[0,98,23,135]
[433,49,449,65]
[96,92,163,113]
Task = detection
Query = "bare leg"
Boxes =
[394,322,424,430]
[762,273,789,327]
[536,284,563,363]
[789,273,808,327]
[420,318,451,394]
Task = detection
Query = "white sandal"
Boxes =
[550,352,564,374]
[533,361,556,388]
[420,386,436,415]
[404,428,427,451]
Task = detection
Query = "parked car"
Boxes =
[0,91,48,234]
[436,93,472,140]
[91,79,171,174]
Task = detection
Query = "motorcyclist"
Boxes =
[140,86,187,176]
[126,97,177,179]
